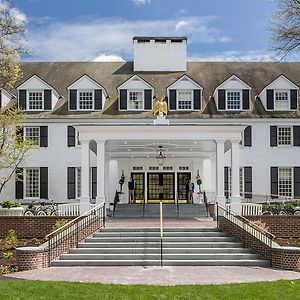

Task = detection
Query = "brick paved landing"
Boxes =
[6,266,300,285]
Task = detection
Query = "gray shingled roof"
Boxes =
[11,61,300,119]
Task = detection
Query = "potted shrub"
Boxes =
[0,200,24,216]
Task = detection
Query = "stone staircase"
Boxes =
[51,227,270,267]
[113,204,208,218]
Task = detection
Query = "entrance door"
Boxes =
[147,173,175,203]
[177,172,191,203]
[131,172,145,203]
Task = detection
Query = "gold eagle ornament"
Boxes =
[153,97,168,116]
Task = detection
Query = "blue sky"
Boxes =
[13,0,298,62]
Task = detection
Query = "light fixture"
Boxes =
[156,145,166,166]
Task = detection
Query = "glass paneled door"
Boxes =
[177,172,191,203]
[131,173,145,203]
[147,173,175,203]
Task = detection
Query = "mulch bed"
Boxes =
[275,238,300,247]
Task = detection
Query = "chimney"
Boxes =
[133,36,187,72]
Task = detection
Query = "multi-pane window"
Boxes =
[28,91,43,110]
[275,91,289,110]
[76,168,81,198]
[25,127,40,145]
[177,90,192,110]
[25,168,39,198]
[78,91,93,110]
[278,167,292,197]
[226,91,241,110]
[128,91,143,110]
[278,126,292,146]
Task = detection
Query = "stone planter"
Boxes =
[0,207,24,216]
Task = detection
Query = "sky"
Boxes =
[12,0,299,62]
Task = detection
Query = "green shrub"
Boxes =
[1,199,21,208]
[52,219,70,232]
[2,251,13,260]
[5,229,18,248]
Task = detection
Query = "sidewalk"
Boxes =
[6,266,300,285]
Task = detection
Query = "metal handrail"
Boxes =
[46,203,105,266]
[160,200,163,267]
[217,203,275,247]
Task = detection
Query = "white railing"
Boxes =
[226,203,262,216]
[58,203,96,216]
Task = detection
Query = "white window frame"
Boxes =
[274,90,290,111]
[24,127,40,146]
[77,89,94,111]
[176,89,193,111]
[24,168,40,199]
[226,90,242,111]
[277,126,293,147]
[127,90,144,111]
[278,167,293,197]
[27,90,44,111]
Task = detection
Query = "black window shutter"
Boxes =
[0,90,2,109]
[15,168,23,199]
[94,89,102,110]
[270,126,278,147]
[169,89,176,110]
[144,89,152,110]
[244,167,252,199]
[271,167,278,198]
[244,126,252,147]
[218,89,225,110]
[16,126,23,144]
[19,90,27,110]
[44,90,52,110]
[266,89,274,110]
[193,89,201,110]
[290,89,298,110]
[69,89,77,110]
[92,167,97,199]
[40,167,48,199]
[67,126,76,147]
[242,89,250,110]
[294,126,300,146]
[224,167,229,199]
[40,126,48,147]
[119,89,127,110]
[294,167,300,199]
[67,167,76,199]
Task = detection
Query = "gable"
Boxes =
[167,75,203,90]
[117,75,154,90]
[215,75,251,92]
[67,74,106,93]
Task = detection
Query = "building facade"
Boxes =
[0,36,300,213]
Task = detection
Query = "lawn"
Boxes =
[0,279,299,300]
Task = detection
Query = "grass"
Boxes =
[0,280,300,300]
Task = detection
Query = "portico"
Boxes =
[75,123,245,213]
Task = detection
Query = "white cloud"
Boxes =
[26,16,231,61]
[133,0,151,5]
[188,50,278,62]
[92,54,124,62]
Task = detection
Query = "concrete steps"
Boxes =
[51,227,270,267]
[113,204,208,218]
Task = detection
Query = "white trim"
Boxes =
[176,89,193,111]
[127,90,144,111]
[77,89,95,111]
[67,74,105,90]
[167,75,203,90]
[262,74,299,91]
[277,125,293,147]
[274,89,290,111]
[24,126,40,146]
[117,74,153,90]
[23,167,40,200]
[214,75,252,95]
[225,90,242,111]
[26,90,44,111]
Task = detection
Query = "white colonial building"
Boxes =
[0,36,300,214]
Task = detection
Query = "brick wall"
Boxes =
[16,247,48,271]
[0,216,75,238]
[219,216,300,271]
[246,216,300,238]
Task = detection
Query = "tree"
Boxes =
[0,108,32,196]
[0,0,26,90]
[269,0,300,59]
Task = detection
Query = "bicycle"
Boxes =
[24,199,58,216]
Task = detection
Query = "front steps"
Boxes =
[51,227,270,267]
[113,204,208,218]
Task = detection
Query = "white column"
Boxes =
[108,159,119,204]
[96,140,106,205]
[80,139,91,213]
[215,139,226,208]
[230,139,242,214]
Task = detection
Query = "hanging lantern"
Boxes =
[156,146,166,166]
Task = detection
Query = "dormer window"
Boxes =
[226,91,241,110]
[128,90,143,110]
[28,91,43,111]
[274,90,289,110]
[177,90,193,110]
[78,90,94,110]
